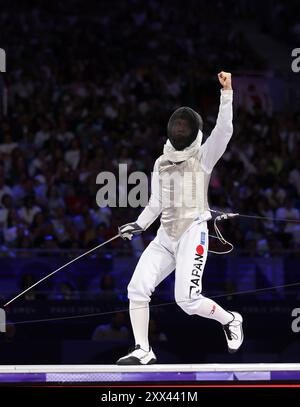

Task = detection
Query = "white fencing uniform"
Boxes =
[128,89,233,320]
[128,219,209,312]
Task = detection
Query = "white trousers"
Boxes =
[128,220,210,316]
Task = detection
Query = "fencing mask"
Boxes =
[167,107,203,151]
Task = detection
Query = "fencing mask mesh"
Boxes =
[167,107,203,151]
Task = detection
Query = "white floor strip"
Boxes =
[0,363,300,374]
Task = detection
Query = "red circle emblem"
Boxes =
[196,244,204,255]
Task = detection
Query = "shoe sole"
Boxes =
[116,357,157,366]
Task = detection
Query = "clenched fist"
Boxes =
[218,71,232,90]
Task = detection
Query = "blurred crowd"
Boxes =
[0,0,299,257]
[251,0,300,44]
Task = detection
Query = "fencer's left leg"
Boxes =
[174,221,243,353]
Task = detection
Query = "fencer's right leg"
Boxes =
[129,299,150,352]
[117,300,157,365]
[117,232,175,365]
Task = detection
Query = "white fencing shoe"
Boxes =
[223,311,244,353]
[116,345,157,365]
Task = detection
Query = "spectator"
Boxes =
[91,312,130,341]
[95,274,118,301]
[0,194,13,228]
[276,197,300,244]
[0,176,12,204]
[52,281,79,300]
[18,196,41,226]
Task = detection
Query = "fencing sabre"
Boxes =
[0,234,120,332]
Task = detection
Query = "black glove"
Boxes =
[118,222,143,240]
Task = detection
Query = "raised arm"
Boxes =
[119,159,162,240]
[200,72,233,174]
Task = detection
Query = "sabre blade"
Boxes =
[3,234,120,308]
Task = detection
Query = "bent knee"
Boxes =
[127,279,154,302]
